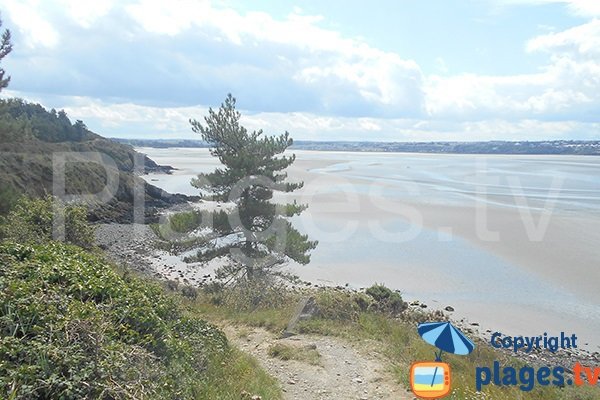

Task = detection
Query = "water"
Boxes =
[141,148,600,214]
[306,152,600,215]
[137,147,600,348]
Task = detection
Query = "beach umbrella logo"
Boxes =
[418,321,475,360]
[410,321,475,399]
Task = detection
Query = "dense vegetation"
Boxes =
[0,197,282,399]
[0,99,182,221]
[0,99,92,143]
[0,16,11,92]
[0,196,95,249]
[0,241,225,399]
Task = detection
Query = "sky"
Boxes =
[1,0,600,141]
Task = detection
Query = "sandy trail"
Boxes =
[224,325,413,400]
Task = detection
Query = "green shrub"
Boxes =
[365,284,407,316]
[310,285,407,322]
[0,196,95,249]
[313,289,366,321]
[151,211,203,240]
[0,183,20,215]
[0,241,227,399]
[218,276,290,312]
[168,211,202,233]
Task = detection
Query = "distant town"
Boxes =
[114,138,600,155]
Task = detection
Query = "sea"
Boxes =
[138,147,600,349]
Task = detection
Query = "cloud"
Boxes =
[557,0,600,16]
[58,0,114,28]
[1,0,425,118]
[2,0,60,48]
[1,0,598,141]
[491,0,600,17]
[2,90,588,142]
[425,16,600,121]
[424,59,599,120]
[527,19,600,57]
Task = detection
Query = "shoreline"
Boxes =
[134,148,600,352]
[94,222,599,368]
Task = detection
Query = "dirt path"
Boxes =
[224,325,413,400]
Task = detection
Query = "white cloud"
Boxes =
[58,0,115,28]
[527,19,600,58]
[3,0,60,48]
[493,0,600,17]
[2,0,426,117]
[358,118,382,131]
[426,16,600,120]
[1,0,599,141]
[125,0,210,36]
[23,93,589,141]
[556,0,600,16]
[5,88,597,142]
[122,0,425,115]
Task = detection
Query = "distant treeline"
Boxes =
[0,99,184,220]
[115,138,211,148]
[113,138,600,155]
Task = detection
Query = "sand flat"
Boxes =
[139,148,600,348]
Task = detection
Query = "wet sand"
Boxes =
[138,148,600,349]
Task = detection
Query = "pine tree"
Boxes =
[0,15,12,91]
[189,94,317,281]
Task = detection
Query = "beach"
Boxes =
[137,148,600,350]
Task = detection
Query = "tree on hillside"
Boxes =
[0,15,12,91]
[188,94,317,281]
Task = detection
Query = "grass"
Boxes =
[268,343,321,366]
[0,241,283,400]
[199,348,282,399]
[298,314,600,399]
[0,196,283,399]
[190,289,300,332]
[150,211,203,240]
[188,286,599,400]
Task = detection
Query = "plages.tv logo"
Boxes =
[410,321,475,399]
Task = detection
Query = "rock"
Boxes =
[420,303,428,308]
[352,377,364,384]
[444,306,455,312]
